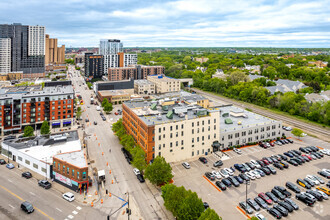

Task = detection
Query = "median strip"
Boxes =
[202,176,221,192]
[236,206,251,219]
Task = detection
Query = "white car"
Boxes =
[306,175,320,185]
[224,168,234,176]
[211,171,222,179]
[250,160,261,169]
[182,162,190,169]
[220,169,230,178]
[301,133,307,137]
[233,148,242,154]
[320,149,330,156]
[275,141,282,146]
[133,168,140,176]
[265,142,271,147]
[315,190,329,200]
[62,192,75,202]
[246,172,256,180]
[251,170,261,179]
[286,127,292,131]
[255,212,266,220]
[322,169,330,174]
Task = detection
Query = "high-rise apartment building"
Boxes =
[84,53,104,79]
[45,34,65,65]
[0,38,11,73]
[0,23,45,77]
[99,39,123,55]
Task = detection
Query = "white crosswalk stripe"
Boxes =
[72,210,78,215]
[67,215,74,219]
[76,206,82,210]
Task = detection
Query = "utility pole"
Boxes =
[245,180,250,215]
[127,192,130,220]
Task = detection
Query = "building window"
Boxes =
[176,125,178,130]
[192,129,194,134]
[214,119,216,123]
[77,172,80,179]
[159,145,161,150]
[58,163,60,170]
[192,138,194,143]
[18,156,22,161]
[208,119,210,124]
[67,167,69,175]
[192,122,194,127]
[192,151,194,156]
[72,169,75,177]
[170,126,172,131]
[63,165,65,173]
[208,135,210,140]
[176,132,178,137]
[214,125,216,130]
[25,160,30,165]
[214,133,216,138]
[159,128,161,133]
[33,163,38,169]
[197,137,199,142]
[176,141,178,146]
[41,168,46,173]
[197,121,199,126]
[82,172,86,179]
[181,124,183,129]
[170,133,172,138]
[159,135,161,140]
[170,142,172,147]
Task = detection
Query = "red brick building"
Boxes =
[108,65,165,81]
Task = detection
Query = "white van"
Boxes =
[96,106,101,111]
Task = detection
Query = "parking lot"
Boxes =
[172,139,330,220]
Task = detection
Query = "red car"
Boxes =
[262,159,270,165]
[114,112,119,115]
[258,192,273,205]
[269,142,275,147]
[303,154,312,160]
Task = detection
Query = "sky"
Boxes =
[1,0,330,48]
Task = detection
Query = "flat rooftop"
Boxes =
[134,80,155,86]
[98,89,132,96]
[3,131,81,163]
[147,75,178,82]
[54,150,87,168]
[219,105,279,133]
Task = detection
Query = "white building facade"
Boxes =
[99,39,123,55]
[28,25,45,56]
[0,38,11,73]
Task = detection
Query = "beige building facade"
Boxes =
[45,34,65,65]
[134,80,155,95]
[147,75,181,94]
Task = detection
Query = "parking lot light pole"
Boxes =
[245,180,250,215]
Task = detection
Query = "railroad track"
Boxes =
[192,88,330,142]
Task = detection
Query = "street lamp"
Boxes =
[245,180,250,215]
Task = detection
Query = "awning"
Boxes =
[63,121,71,125]
[52,122,60,126]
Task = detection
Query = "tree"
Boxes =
[228,71,249,85]
[198,208,221,220]
[23,126,34,137]
[144,156,173,185]
[131,146,147,173]
[76,107,82,119]
[104,103,113,114]
[291,128,303,139]
[40,121,50,135]
[249,217,259,220]
[102,98,108,108]
[176,191,204,220]
[162,185,188,217]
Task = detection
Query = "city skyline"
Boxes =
[0,0,330,48]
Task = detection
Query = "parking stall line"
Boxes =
[202,176,221,192]
[236,206,251,219]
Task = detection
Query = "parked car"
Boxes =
[313,175,324,184]
[280,161,289,168]
[250,170,261,179]
[246,172,256,180]
[306,175,320,185]
[199,157,207,164]
[6,163,14,169]
[316,186,330,196]
[234,175,244,184]
[284,198,299,210]
[137,174,145,183]
[271,188,286,200]
[203,202,209,209]
[273,162,284,170]
[38,180,52,189]
[286,181,301,193]
[268,207,282,219]
[258,193,273,205]
[318,170,330,179]
[273,204,288,217]
[0,159,6,165]
[306,190,323,201]
[182,162,190,169]
[274,186,292,197]
[266,192,279,203]
[297,178,311,189]
[22,171,32,179]
[133,168,140,176]
[254,197,268,209]
[21,201,34,214]
[250,160,261,169]
[247,198,261,211]
[296,193,316,206]
[224,167,234,176]
[215,181,226,190]
[239,173,250,181]
[288,159,298,166]
[234,164,247,173]
[233,148,242,154]
[255,213,266,220]
[213,160,223,167]
[239,202,253,214]
[304,178,315,187]
[222,178,232,187]
[227,176,240,187]
[62,192,75,202]
[260,167,271,175]
[205,172,215,181]
[255,169,265,177]
[211,171,222,179]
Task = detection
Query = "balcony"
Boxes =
[31,99,36,103]
[30,103,36,107]
[44,108,50,113]
[4,104,11,108]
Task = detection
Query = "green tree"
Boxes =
[87,82,92,89]
[112,118,123,132]
[145,156,173,185]
[23,126,34,137]
[291,128,303,139]
[102,98,109,107]
[40,121,50,135]
[76,107,82,119]
[176,191,204,220]
[131,146,147,173]
[249,217,259,220]
[162,185,188,217]
[228,71,249,85]
[104,103,113,113]
[198,208,221,220]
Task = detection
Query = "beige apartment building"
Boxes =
[146,75,181,94]
[45,34,65,65]
[134,80,155,95]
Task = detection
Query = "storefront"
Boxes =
[63,120,72,127]
[53,171,89,193]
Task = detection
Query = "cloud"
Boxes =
[0,0,329,47]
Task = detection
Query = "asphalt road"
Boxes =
[0,163,105,220]
[70,67,170,220]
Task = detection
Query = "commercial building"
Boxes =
[93,79,134,94]
[0,23,45,77]
[134,80,155,95]
[219,105,282,149]
[97,89,134,105]
[147,75,180,94]
[1,131,81,179]
[53,150,89,192]
[122,100,220,163]
[0,82,74,135]
[0,38,11,73]
[84,53,104,79]
[108,65,164,81]
[45,34,65,65]
[99,39,123,55]
[0,72,23,81]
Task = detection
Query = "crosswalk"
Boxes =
[64,206,82,220]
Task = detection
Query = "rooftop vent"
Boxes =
[179,113,185,118]
[157,114,162,120]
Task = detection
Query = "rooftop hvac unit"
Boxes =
[157,114,162,120]
[179,113,185,118]
[143,106,148,111]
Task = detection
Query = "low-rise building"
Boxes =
[93,79,134,95]
[134,80,155,95]
[122,100,220,163]
[219,105,282,149]
[108,65,165,81]
[97,89,134,105]
[305,90,330,103]
[147,75,181,94]
[194,57,209,63]
[0,72,23,81]
[53,150,89,192]
[265,79,307,95]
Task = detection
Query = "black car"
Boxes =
[311,152,321,159]
[292,158,302,165]
[296,193,316,206]
[22,171,32,179]
[306,190,323,201]
[21,201,34,214]
[215,181,226,190]
[85,118,89,122]
[286,181,301,193]
[94,121,97,125]
[205,172,215,181]
[102,116,106,121]
[318,171,330,179]
[284,198,299,210]
[228,176,240,187]
[278,201,294,213]
[246,162,256,170]
[298,156,307,163]
[203,202,209,209]
[286,139,293,143]
[0,159,6,165]
[266,192,279,203]
[213,160,223,167]
[271,189,286,200]
[260,167,271,175]
[273,204,288,217]
[199,157,208,164]
[284,152,294,158]
[234,163,247,173]
[300,147,309,153]
[137,174,145,183]
[247,198,260,211]
[255,169,266,177]
[38,180,52,189]
[254,197,268,209]
[257,160,265,167]
[274,162,284,170]
[222,178,232,187]
[239,173,250,181]
[304,178,315,187]
[234,175,244,184]
[267,165,277,175]
[274,186,292,197]
[278,154,288,161]
[268,207,282,219]
[288,159,298,166]
[315,152,323,158]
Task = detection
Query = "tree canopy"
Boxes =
[145,156,173,185]
[291,128,304,138]
[40,121,50,135]
[23,126,34,137]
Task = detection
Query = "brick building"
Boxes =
[108,65,165,81]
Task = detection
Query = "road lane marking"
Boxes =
[56,207,62,212]
[72,210,78,215]
[76,206,82,210]
[202,176,221,192]
[68,215,74,219]
[8,204,14,209]
[0,184,54,220]
[8,179,13,183]
[29,192,35,196]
